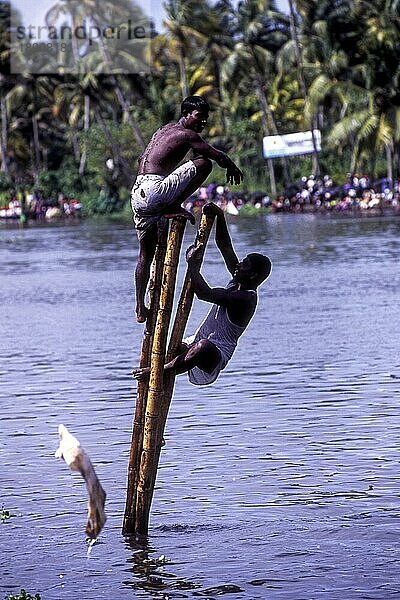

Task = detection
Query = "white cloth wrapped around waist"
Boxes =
[185,302,246,363]
[184,282,257,386]
[130,160,197,238]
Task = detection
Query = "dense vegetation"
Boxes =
[0,0,400,213]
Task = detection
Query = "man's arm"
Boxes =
[186,245,249,310]
[186,130,243,185]
[203,203,238,276]
[186,245,234,305]
[186,246,256,327]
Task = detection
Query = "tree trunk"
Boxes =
[288,0,320,176]
[386,143,394,191]
[0,94,9,173]
[254,81,277,196]
[70,5,80,64]
[179,47,189,98]
[95,108,133,182]
[92,25,145,150]
[79,94,90,176]
[393,143,399,183]
[71,130,81,163]
[42,147,48,171]
[254,74,291,186]
[112,80,146,150]
[32,114,40,177]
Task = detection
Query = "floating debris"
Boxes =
[55,424,107,539]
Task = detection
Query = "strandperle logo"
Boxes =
[10,0,152,75]
[15,21,148,45]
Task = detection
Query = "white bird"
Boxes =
[55,424,107,539]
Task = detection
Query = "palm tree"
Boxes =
[5,74,56,177]
[326,90,399,181]
[46,0,147,149]
[287,0,321,175]
[53,71,98,176]
[0,73,10,173]
[221,0,291,194]
[0,0,13,173]
[301,0,400,181]
[152,0,210,99]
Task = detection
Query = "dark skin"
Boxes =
[133,203,262,382]
[134,108,243,323]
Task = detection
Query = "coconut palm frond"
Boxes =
[327,109,371,146]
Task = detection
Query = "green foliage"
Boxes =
[34,171,59,198]
[239,203,270,217]
[0,173,13,193]
[0,0,399,202]
[35,161,92,199]
[78,189,130,215]
[4,590,41,600]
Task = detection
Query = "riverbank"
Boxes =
[3,203,400,230]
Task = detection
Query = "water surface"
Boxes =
[1,215,400,599]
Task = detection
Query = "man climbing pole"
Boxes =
[131,95,243,323]
[133,203,271,385]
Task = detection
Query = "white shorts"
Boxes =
[183,334,229,386]
[131,160,197,239]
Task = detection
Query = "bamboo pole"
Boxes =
[122,224,168,536]
[135,217,187,535]
[154,211,216,489]
[166,210,216,365]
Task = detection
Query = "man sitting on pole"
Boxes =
[133,203,271,386]
[131,95,243,323]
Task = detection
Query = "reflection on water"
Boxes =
[2,216,400,599]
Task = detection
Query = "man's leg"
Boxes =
[135,225,158,323]
[133,338,221,380]
[163,158,213,221]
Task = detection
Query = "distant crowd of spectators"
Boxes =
[271,174,400,214]
[0,191,82,220]
[2,174,399,222]
[184,174,400,216]
[184,182,268,215]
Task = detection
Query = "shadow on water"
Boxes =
[123,535,203,598]
[123,532,272,599]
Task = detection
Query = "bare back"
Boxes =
[138,123,195,176]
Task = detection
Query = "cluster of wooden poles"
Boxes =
[122,210,216,537]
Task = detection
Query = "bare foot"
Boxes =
[136,306,149,323]
[164,208,195,225]
[132,366,150,381]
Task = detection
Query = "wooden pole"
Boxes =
[122,224,168,536]
[123,209,216,537]
[160,210,216,422]
[166,210,216,365]
[154,211,216,497]
[135,217,187,535]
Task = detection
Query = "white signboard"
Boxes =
[263,130,321,159]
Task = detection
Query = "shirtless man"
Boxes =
[133,202,271,385]
[131,95,243,323]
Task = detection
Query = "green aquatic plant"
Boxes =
[5,590,41,600]
[141,554,169,566]
[0,507,15,523]
[239,203,270,217]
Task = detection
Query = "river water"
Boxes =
[1,214,400,599]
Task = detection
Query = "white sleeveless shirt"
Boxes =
[185,281,257,385]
